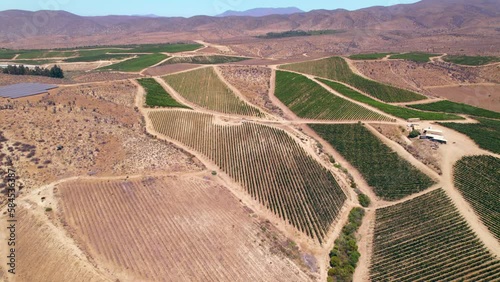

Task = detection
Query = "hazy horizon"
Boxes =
[0,0,420,17]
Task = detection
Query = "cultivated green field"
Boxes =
[162,55,250,65]
[371,189,500,281]
[5,60,59,65]
[349,53,393,60]
[1,43,201,63]
[310,123,435,200]
[99,54,169,72]
[454,155,500,240]
[275,71,391,121]
[443,55,500,66]
[280,57,427,102]
[389,52,441,63]
[137,78,189,108]
[17,50,78,59]
[0,49,21,59]
[164,67,262,116]
[319,79,463,120]
[439,118,500,154]
[64,53,132,62]
[409,100,500,119]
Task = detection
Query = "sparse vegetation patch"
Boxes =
[328,207,365,282]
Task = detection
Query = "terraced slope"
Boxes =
[371,189,500,281]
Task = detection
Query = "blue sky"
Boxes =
[0,0,419,17]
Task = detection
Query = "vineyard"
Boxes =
[439,118,500,154]
[280,57,427,102]
[454,155,500,240]
[348,53,393,60]
[409,100,500,119]
[388,52,441,63]
[149,111,347,242]
[162,55,249,65]
[57,176,312,281]
[443,55,500,66]
[164,67,263,116]
[275,71,391,121]
[319,79,463,120]
[99,53,169,72]
[310,123,435,200]
[371,189,500,281]
[137,78,189,108]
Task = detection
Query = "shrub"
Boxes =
[45,207,53,212]
[328,208,365,281]
[408,130,421,138]
[329,155,336,164]
[358,193,371,207]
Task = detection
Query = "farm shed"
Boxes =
[423,127,443,136]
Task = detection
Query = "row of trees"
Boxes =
[1,64,64,78]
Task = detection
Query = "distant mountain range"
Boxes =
[0,0,498,48]
[216,7,304,17]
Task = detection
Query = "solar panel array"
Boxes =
[0,83,58,99]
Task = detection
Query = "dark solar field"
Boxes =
[0,83,58,99]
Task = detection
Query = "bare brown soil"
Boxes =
[428,84,500,112]
[0,73,74,86]
[56,175,314,281]
[0,81,201,201]
[218,65,283,117]
[0,206,109,281]
[353,60,488,94]
[370,123,442,174]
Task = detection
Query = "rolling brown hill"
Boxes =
[0,0,498,51]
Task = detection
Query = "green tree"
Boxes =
[49,65,64,78]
